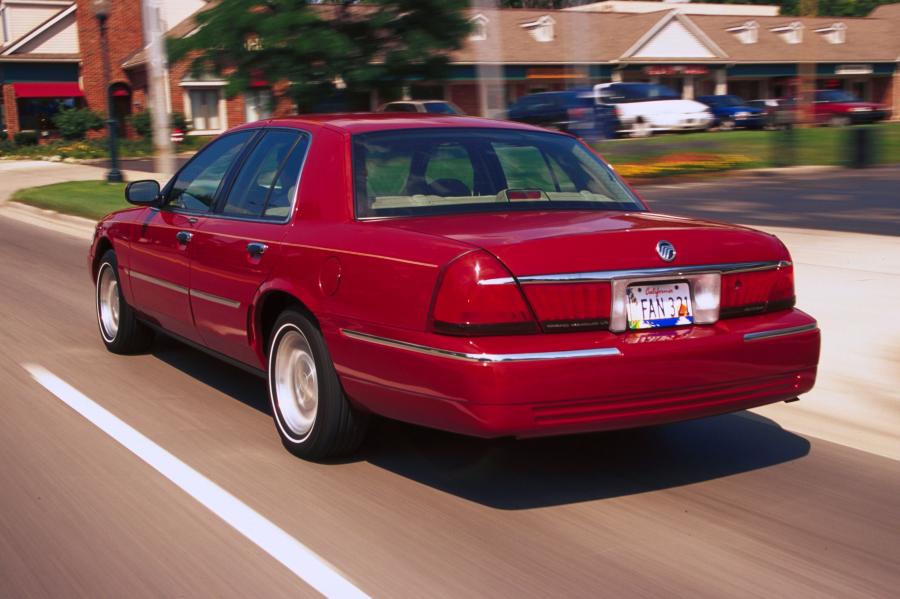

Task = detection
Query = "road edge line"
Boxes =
[23,363,369,599]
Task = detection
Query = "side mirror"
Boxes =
[125,180,161,206]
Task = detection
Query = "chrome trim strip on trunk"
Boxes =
[126,269,188,295]
[744,323,818,342]
[502,260,790,285]
[341,330,621,363]
[190,289,242,309]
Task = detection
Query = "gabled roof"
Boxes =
[620,11,727,60]
[1,3,77,58]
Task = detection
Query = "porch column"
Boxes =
[2,84,18,135]
[715,68,728,95]
[611,68,623,83]
[683,75,695,100]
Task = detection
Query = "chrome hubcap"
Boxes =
[273,328,318,439]
[98,264,120,341]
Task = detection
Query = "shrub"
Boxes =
[170,111,188,132]
[0,140,15,154]
[52,108,105,140]
[130,110,191,138]
[0,130,7,141]
[130,110,152,138]
[14,131,38,146]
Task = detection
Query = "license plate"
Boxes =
[626,282,694,330]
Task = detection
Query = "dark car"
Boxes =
[748,98,798,130]
[696,95,765,130]
[813,90,890,126]
[506,90,619,140]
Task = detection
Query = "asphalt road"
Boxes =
[639,165,900,237]
[1,183,899,596]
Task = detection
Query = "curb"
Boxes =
[0,202,95,241]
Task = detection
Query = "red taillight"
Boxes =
[430,251,538,336]
[522,282,611,333]
[721,264,795,318]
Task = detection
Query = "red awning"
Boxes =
[12,82,84,99]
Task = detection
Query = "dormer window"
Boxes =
[521,15,555,43]
[469,13,488,41]
[815,22,846,44]
[726,21,758,44]
[771,21,803,44]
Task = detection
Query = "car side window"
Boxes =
[262,134,310,220]
[220,130,303,218]
[167,131,254,212]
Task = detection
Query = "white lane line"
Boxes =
[23,364,368,599]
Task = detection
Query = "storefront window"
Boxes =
[16,98,78,132]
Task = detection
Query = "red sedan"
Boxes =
[89,114,820,459]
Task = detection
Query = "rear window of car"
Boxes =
[352,128,643,218]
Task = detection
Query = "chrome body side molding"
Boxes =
[190,289,241,309]
[341,330,622,363]
[126,269,241,309]
[126,269,188,295]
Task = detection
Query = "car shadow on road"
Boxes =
[363,413,811,510]
[151,336,271,415]
[151,335,811,510]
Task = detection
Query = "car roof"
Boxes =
[251,113,548,135]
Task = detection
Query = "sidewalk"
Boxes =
[0,160,168,206]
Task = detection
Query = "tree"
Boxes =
[169,0,471,112]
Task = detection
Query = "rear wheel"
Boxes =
[95,250,153,354]
[267,310,368,459]
[630,118,652,138]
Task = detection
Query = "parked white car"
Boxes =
[593,83,713,137]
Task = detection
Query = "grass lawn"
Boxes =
[594,121,900,174]
[12,181,129,220]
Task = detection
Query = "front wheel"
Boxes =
[830,115,851,127]
[267,310,368,459]
[95,250,154,354]
[719,119,736,131]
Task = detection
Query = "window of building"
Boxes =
[522,16,555,43]
[815,23,846,44]
[771,22,803,45]
[187,88,223,132]
[727,21,758,44]
[245,88,273,122]
[469,14,488,41]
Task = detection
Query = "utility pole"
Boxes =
[143,0,175,177]
[797,0,818,126]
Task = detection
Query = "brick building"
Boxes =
[1,0,898,137]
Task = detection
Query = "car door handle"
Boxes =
[247,242,268,257]
[176,231,193,244]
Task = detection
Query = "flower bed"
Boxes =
[613,153,754,178]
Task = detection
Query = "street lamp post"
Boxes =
[92,0,123,183]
